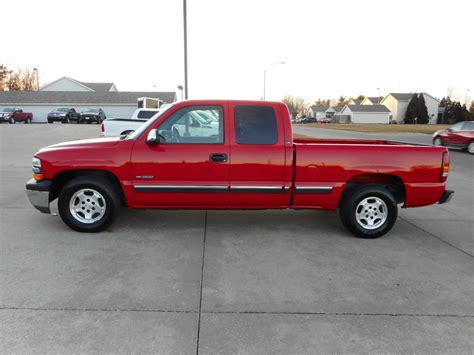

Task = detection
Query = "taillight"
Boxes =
[440,151,450,182]
[100,123,104,133]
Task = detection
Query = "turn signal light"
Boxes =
[33,173,43,181]
[440,151,450,182]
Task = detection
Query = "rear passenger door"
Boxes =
[228,103,287,207]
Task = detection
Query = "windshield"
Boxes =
[56,108,69,112]
[127,103,177,140]
[2,108,14,112]
[83,108,99,113]
[462,122,474,131]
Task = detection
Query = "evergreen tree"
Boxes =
[404,94,417,123]
[417,94,429,124]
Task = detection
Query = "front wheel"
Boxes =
[58,176,120,232]
[468,141,474,155]
[339,185,398,238]
[9,117,14,124]
[433,137,443,146]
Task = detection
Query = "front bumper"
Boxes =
[438,189,454,204]
[26,179,52,214]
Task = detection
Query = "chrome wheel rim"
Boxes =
[69,188,106,224]
[355,197,388,230]
[468,142,474,154]
[433,138,442,146]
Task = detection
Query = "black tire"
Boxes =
[58,176,121,232]
[62,116,70,124]
[468,141,474,155]
[9,117,14,124]
[339,185,398,239]
[48,118,53,123]
[433,136,444,146]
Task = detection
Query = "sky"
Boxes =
[2,0,473,103]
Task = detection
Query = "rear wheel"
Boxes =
[62,116,70,124]
[58,176,120,232]
[433,137,443,146]
[339,185,398,238]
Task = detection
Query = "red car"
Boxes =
[26,100,453,238]
[433,121,474,154]
[0,107,33,124]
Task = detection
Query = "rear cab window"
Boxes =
[234,105,278,145]
[137,110,158,119]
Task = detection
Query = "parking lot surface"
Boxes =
[1,124,473,353]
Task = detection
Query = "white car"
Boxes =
[101,108,161,137]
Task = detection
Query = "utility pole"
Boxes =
[183,0,188,99]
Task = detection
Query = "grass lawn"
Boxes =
[295,123,450,134]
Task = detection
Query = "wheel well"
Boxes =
[50,169,127,206]
[340,174,406,205]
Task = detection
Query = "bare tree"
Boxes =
[21,68,37,91]
[282,96,309,118]
[6,70,22,91]
[0,64,10,91]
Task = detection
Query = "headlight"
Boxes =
[32,157,43,181]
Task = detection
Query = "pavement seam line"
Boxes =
[196,210,207,355]
[399,216,474,258]
[1,307,472,318]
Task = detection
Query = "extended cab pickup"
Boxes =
[26,100,454,238]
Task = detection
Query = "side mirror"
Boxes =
[146,129,160,145]
[447,128,453,132]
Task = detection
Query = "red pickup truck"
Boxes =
[0,107,33,123]
[26,100,453,238]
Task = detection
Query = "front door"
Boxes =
[131,104,230,207]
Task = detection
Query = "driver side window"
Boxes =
[158,106,224,144]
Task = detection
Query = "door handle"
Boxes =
[209,153,228,163]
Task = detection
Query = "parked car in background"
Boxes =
[80,108,106,124]
[47,108,80,124]
[433,121,474,154]
[300,117,317,124]
[0,107,33,124]
[318,118,332,124]
[101,108,162,136]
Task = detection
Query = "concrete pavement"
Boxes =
[1,124,473,353]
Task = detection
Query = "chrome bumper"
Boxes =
[26,179,51,214]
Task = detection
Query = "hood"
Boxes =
[39,137,121,153]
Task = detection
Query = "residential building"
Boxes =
[341,104,391,123]
[381,93,439,124]
[361,96,383,105]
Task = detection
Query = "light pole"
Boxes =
[377,88,380,103]
[178,85,184,100]
[33,68,39,91]
[263,61,285,100]
[183,0,188,99]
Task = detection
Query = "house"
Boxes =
[40,77,118,92]
[348,99,362,105]
[308,105,330,119]
[381,93,439,124]
[341,104,391,124]
[360,96,383,105]
[0,77,176,122]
